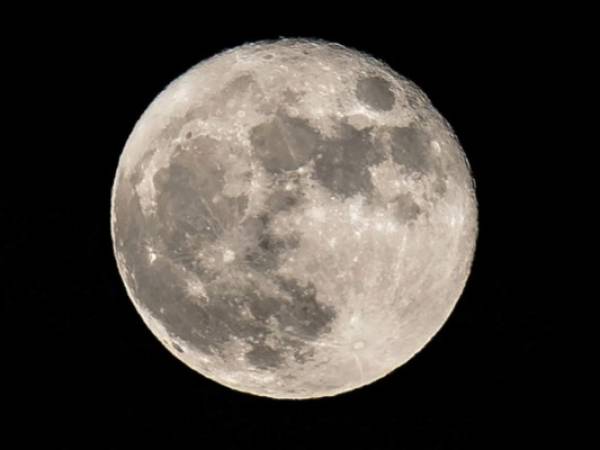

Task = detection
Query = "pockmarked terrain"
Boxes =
[111,39,478,399]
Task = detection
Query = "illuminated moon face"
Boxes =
[111,39,478,399]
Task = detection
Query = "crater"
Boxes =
[392,192,422,223]
[264,183,303,213]
[172,342,184,353]
[115,175,334,364]
[356,76,395,111]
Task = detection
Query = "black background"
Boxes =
[4,12,561,449]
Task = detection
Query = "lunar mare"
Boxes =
[111,39,478,399]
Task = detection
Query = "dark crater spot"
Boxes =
[258,231,299,255]
[389,126,433,175]
[356,76,395,111]
[249,113,321,173]
[392,193,422,223]
[433,177,447,196]
[172,342,184,353]
[313,122,386,198]
[265,185,303,213]
[224,74,255,93]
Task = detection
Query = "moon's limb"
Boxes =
[111,39,478,399]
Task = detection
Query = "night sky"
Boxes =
[3,11,561,449]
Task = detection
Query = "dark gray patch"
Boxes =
[247,292,283,322]
[389,126,433,175]
[392,193,422,223]
[202,284,268,339]
[136,275,269,357]
[258,231,299,256]
[127,256,230,356]
[185,131,192,139]
[245,343,284,369]
[113,145,334,363]
[313,122,386,198]
[241,276,335,368]
[216,74,256,106]
[282,89,302,104]
[356,76,395,111]
[292,346,315,364]
[227,74,255,90]
[114,191,332,360]
[249,113,321,173]
[172,342,184,353]
[433,177,447,196]
[114,156,275,359]
[266,188,301,212]
[153,137,247,272]
[242,214,300,272]
[274,277,336,339]
[240,181,303,272]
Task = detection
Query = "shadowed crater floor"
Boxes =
[356,76,396,111]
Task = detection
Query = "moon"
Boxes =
[111,39,478,399]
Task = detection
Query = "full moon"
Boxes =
[111,39,478,399]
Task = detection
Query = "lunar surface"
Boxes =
[111,39,478,399]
